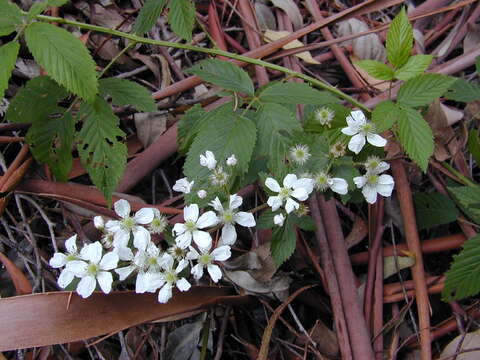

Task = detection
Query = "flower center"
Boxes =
[169,246,186,259]
[314,173,330,191]
[65,254,77,262]
[222,210,235,224]
[367,174,379,185]
[150,217,167,234]
[184,220,197,232]
[148,257,158,266]
[165,271,177,284]
[279,187,292,198]
[121,217,136,230]
[87,263,99,275]
[361,122,374,134]
[199,253,213,265]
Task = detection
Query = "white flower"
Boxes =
[173,177,194,194]
[265,174,314,214]
[226,154,237,166]
[105,199,154,251]
[329,141,346,158]
[167,244,188,260]
[187,244,231,282]
[353,173,395,204]
[49,234,80,289]
[314,106,335,126]
[149,208,168,234]
[289,144,311,165]
[209,194,256,245]
[274,213,285,227]
[200,150,217,170]
[147,255,191,303]
[364,156,390,174]
[341,110,387,154]
[209,167,229,186]
[66,242,119,298]
[197,189,207,199]
[172,204,218,249]
[93,216,105,230]
[313,171,348,195]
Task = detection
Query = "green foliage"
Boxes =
[167,0,196,41]
[258,82,339,105]
[0,0,23,36]
[271,215,296,266]
[448,185,480,224]
[386,7,412,68]
[25,22,98,101]
[356,60,394,81]
[99,78,156,112]
[413,192,459,230]
[76,97,127,202]
[468,128,480,166]
[187,59,254,95]
[177,104,207,155]
[444,79,480,103]
[133,0,168,34]
[394,55,433,81]
[371,100,400,132]
[256,209,277,230]
[397,106,434,172]
[397,74,456,108]
[0,41,19,99]
[443,235,480,301]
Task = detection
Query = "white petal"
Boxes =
[66,260,88,276]
[376,175,395,197]
[186,247,200,260]
[172,223,186,236]
[349,110,366,125]
[158,283,173,303]
[285,198,300,214]
[105,220,121,233]
[114,246,134,261]
[65,234,78,254]
[176,259,189,273]
[229,194,242,210]
[161,254,174,271]
[176,278,191,292]
[353,176,367,188]
[283,174,298,188]
[132,226,151,251]
[58,270,74,288]
[209,197,224,212]
[294,178,314,194]
[80,242,103,264]
[134,207,155,224]
[175,232,192,249]
[207,264,222,283]
[362,185,378,204]
[375,161,390,174]
[144,272,165,292]
[112,230,130,249]
[234,212,255,227]
[341,125,358,136]
[192,230,212,249]
[146,242,160,256]
[99,252,119,271]
[211,245,231,261]
[50,253,67,268]
[115,265,135,281]
[274,214,285,226]
[267,196,283,211]
[348,133,366,154]
[135,272,147,293]
[184,204,199,222]
[366,132,387,147]
[329,178,348,195]
[196,211,218,229]
[97,271,113,294]
[114,199,131,219]
[76,276,96,298]
[265,178,281,193]
[93,216,104,229]
[291,188,308,201]
[221,224,236,245]
[173,178,193,194]
[191,263,204,279]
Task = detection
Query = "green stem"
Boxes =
[34,14,369,112]
[98,40,137,79]
[440,162,477,187]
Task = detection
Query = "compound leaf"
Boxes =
[133,0,168,34]
[99,78,156,112]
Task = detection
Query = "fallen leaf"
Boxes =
[383,256,415,279]
[270,0,302,30]
[255,2,277,30]
[440,328,480,359]
[165,321,203,360]
[134,112,168,147]
[264,30,320,64]
[296,320,339,358]
[0,252,32,295]
[225,270,291,300]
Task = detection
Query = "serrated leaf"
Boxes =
[28,2,49,18]
[386,7,412,68]
[448,185,480,224]
[6,76,68,124]
[27,112,75,181]
[444,78,480,103]
[394,54,433,81]
[186,59,254,95]
[25,22,98,101]
[414,192,459,230]
[76,97,127,202]
[355,60,394,80]
[443,235,480,301]
[256,103,301,174]
[397,106,434,171]
[99,78,156,112]
[372,100,401,132]
[397,74,456,108]
[259,82,339,105]
[0,41,19,99]
[0,0,23,36]
[468,128,480,166]
[256,209,277,230]
[271,215,296,266]
[167,0,195,41]
[133,0,167,34]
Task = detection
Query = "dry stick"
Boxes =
[391,160,432,360]
[0,144,29,191]
[213,307,230,360]
[309,195,353,360]
[317,195,375,359]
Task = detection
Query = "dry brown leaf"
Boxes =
[297,320,339,358]
[270,0,302,30]
[345,215,368,249]
[464,23,480,54]
[383,256,415,279]
[255,2,277,30]
[134,112,168,148]
[440,328,480,359]
[264,30,320,64]
[0,252,32,295]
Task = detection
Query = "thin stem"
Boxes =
[440,161,477,187]
[98,41,137,79]
[200,312,210,360]
[33,14,369,112]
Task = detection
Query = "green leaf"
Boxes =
[386,7,413,68]
[27,112,75,181]
[6,76,68,124]
[394,54,433,81]
[271,215,296,266]
[186,59,254,95]
[259,82,339,105]
[256,209,277,230]
[256,103,302,175]
[25,22,98,101]
[99,78,156,112]
[448,185,480,224]
[372,100,401,132]
[177,103,206,154]
[47,0,69,5]
[397,106,434,172]
[167,0,196,41]
[355,60,394,80]
[76,97,127,202]
[443,235,480,301]
[397,74,456,108]
[444,78,480,103]
[413,192,459,230]
[28,2,49,18]
[468,128,480,166]
[133,0,167,34]
[0,0,23,36]
[0,41,19,99]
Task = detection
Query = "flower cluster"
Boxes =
[354,156,394,204]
